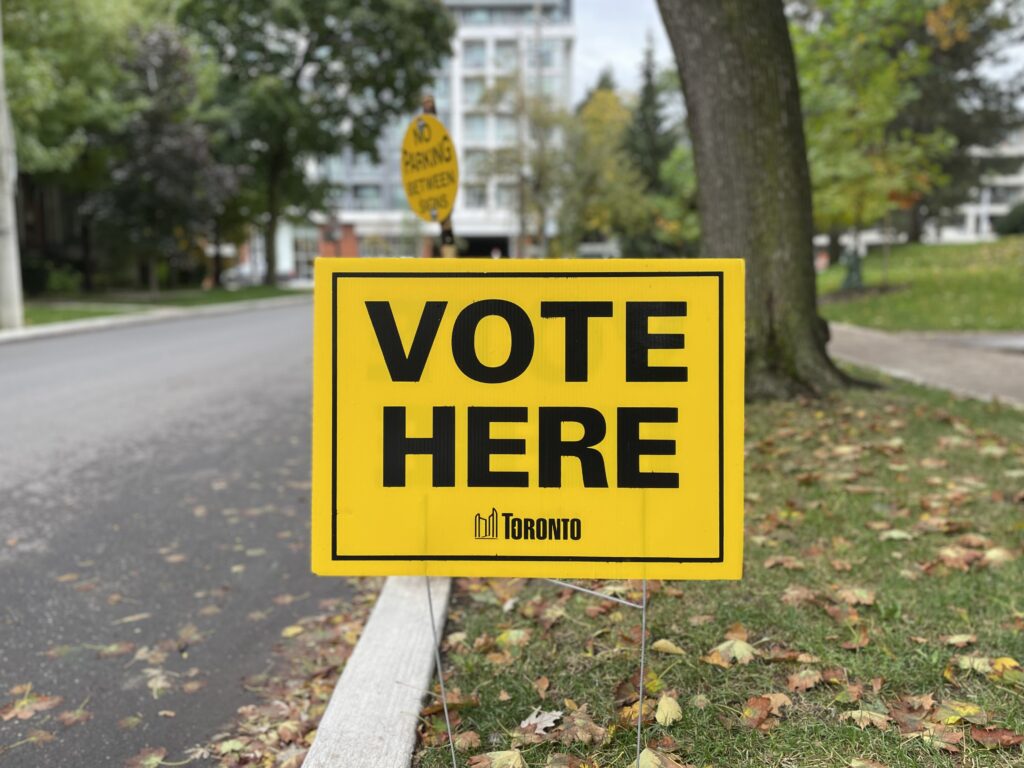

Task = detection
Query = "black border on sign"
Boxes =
[330,271,725,563]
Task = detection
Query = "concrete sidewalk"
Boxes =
[828,322,1024,408]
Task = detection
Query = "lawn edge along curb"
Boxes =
[0,294,311,346]
[303,576,452,768]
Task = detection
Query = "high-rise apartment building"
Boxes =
[264,0,574,280]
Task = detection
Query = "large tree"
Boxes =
[559,82,648,255]
[794,0,954,248]
[180,0,455,285]
[89,25,236,292]
[895,0,1023,239]
[657,0,846,398]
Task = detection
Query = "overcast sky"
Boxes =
[572,0,673,104]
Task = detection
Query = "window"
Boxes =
[464,150,488,177]
[433,74,451,109]
[354,152,378,172]
[529,39,557,69]
[461,8,492,24]
[464,114,487,144]
[496,183,517,210]
[542,75,560,98]
[293,227,319,279]
[463,40,486,69]
[353,185,381,210]
[463,77,485,107]
[496,115,518,144]
[494,41,518,71]
[464,185,487,209]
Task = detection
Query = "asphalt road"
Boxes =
[0,299,351,765]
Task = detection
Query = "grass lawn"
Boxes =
[145,285,303,307]
[21,287,303,326]
[817,237,1024,331]
[23,303,140,326]
[416,376,1024,767]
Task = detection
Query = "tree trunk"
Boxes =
[212,219,223,288]
[906,202,924,243]
[827,229,841,266]
[146,254,159,294]
[264,163,280,287]
[81,217,94,292]
[0,7,24,330]
[657,0,847,399]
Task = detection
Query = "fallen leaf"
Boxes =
[840,709,891,731]
[655,694,682,726]
[496,628,532,649]
[739,696,772,729]
[651,638,685,656]
[556,704,606,745]
[627,747,695,768]
[0,693,63,721]
[848,760,888,768]
[112,612,151,625]
[970,725,1024,749]
[787,669,822,693]
[453,731,482,751]
[534,676,550,699]
[56,708,93,727]
[520,707,562,734]
[941,633,977,648]
[468,750,528,768]
[835,587,875,606]
[702,639,758,668]
[781,585,818,606]
[280,625,304,638]
[124,747,168,768]
[763,692,793,715]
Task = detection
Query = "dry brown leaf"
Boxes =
[787,669,822,693]
[840,709,891,731]
[970,725,1024,749]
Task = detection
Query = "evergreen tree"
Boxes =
[623,35,676,196]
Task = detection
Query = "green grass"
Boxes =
[417,376,1024,767]
[817,237,1024,331]
[145,285,302,306]
[24,303,139,326]
[21,286,303,326]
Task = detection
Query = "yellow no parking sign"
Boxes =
[311,258,745,579]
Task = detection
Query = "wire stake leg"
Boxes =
[425,576,457,768]
[636,577,647,765]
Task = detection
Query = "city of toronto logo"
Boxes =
[474,508,498,539]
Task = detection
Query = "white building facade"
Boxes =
[265,0,575,276]
[927,127,1024,243]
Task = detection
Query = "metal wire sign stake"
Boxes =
[425,577,650,768]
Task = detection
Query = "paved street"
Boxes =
[0,299,350,765]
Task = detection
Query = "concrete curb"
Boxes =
[303,576,451,768]
[0,294,311,346]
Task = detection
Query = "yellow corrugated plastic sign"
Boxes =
[311,258,745,580]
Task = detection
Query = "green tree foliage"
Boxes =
[2,0,145,173]
[623,36,677,196]
[179,0,455,284]
[995,202,1024,236]
[793,0,955,238]
[558,85,648,254]
[89,25,237,291]
[648,143,699,255]
[894,0,1024,238]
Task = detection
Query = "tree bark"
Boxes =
[264,160,281,288]
[657,0,847,399]
[0,5,24,330]
[212,219,223,288]
[906,202,924,243]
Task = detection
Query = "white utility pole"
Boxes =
[0,0,24,330]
